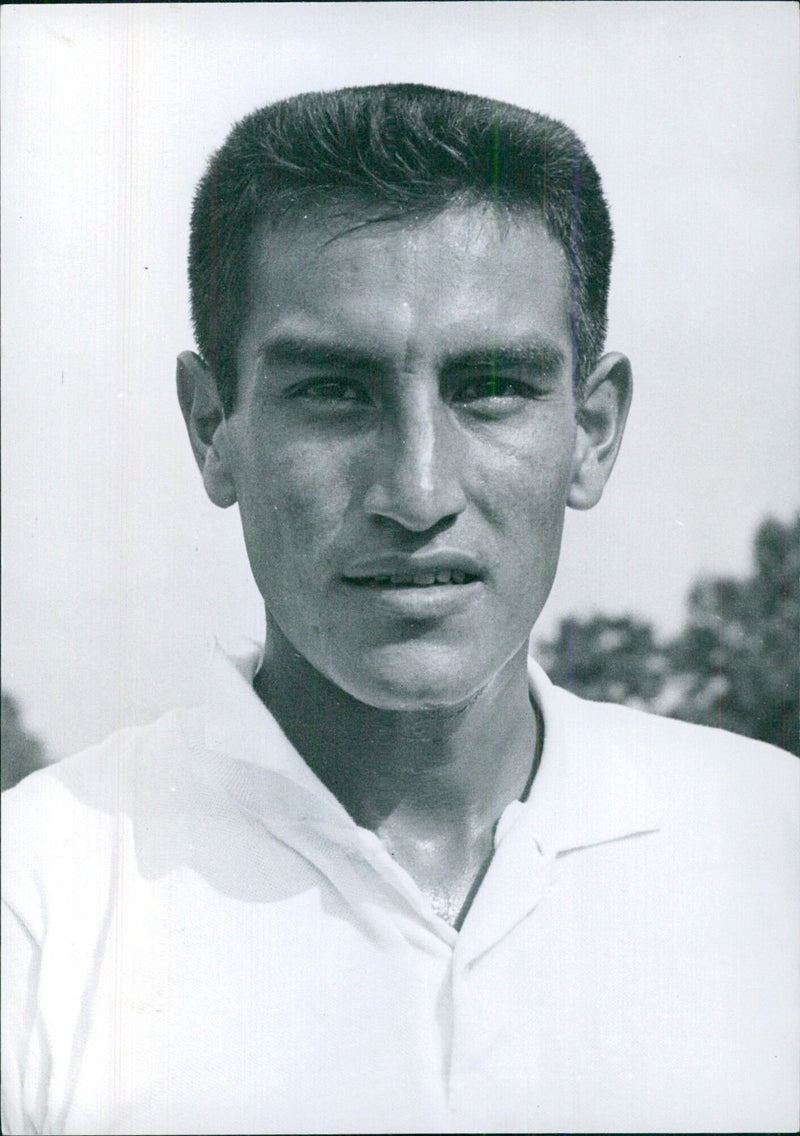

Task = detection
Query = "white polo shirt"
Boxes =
[2,643,798,1134]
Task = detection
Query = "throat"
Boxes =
[379,817,499,930]
[254,625,543,925]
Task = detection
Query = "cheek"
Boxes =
[472,421,576,529]
[236,439,353,581]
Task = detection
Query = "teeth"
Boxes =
[356,567,474,587]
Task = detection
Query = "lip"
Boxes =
[342,550,483,587]
[341,550,484,618]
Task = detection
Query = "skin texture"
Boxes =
[178,204,631,924]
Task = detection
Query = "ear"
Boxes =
[176,351,238,508]
[568,352,632,511]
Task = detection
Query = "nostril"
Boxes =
[363,466,468,532]
[370,511,463,539]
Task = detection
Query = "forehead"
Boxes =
[240,205,572,360]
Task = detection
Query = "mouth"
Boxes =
[341,553,483,618]
[345,567,479,589]
[342,551,483,591]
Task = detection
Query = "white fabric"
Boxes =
[2,642,798,1134]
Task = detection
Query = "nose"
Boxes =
[363,384,468,532]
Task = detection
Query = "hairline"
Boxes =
[189,86,613,415]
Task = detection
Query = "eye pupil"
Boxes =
[458,374,518,402]
[298,379,365,403]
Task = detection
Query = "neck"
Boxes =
[253,623,540,838]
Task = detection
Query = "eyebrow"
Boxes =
[256,334,567,376]
[440,343,567,376]
[256,336,386,374]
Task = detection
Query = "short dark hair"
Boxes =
[189,84,614,414]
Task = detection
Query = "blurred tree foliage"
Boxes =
[536,513,799,755]
[2,691,47,791]
[536,615,667,709]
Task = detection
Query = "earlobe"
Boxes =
[567,352,632,511]
[201,446,238,509]
[176,351,238,509]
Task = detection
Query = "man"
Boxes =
[2,84,798,1134]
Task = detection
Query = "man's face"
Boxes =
[222,205,582,709]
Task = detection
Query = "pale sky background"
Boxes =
[2,1,799,761]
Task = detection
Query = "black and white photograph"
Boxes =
[2,3,798,1133]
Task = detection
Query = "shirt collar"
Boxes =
[457,658,662,963]
[201,639,661,854]
[521,655,661,856]
[202,638,346,813]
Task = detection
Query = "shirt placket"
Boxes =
[445,814,558,1126]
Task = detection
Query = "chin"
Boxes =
[328,642,502,712]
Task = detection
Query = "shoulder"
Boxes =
[1,708,201,931]
[3,706,198,818]
[549,683,799,843]
[548,679,797,778]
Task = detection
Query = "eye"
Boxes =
[452,373,536,404]
[288,379,370,405]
